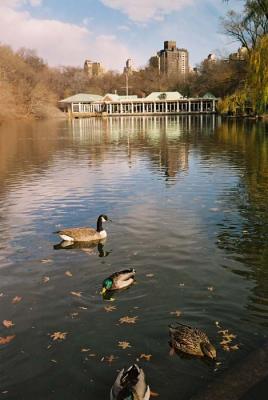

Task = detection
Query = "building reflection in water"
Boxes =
[69,115,217,182]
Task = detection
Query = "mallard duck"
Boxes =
[110,364,150,400]
[54,214,110,242]
[100,269,136,295]
[169,322,216,359]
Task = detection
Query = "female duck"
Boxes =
[55,214,109,242]
[169,322,216,359]
[110,364,150,400]
[101,269,136,295]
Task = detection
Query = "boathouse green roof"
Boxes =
[102,94,138,102]
[202,92,217,99]
[145,92,184,101]
[59,93,103,103]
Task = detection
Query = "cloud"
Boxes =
[100,0,194,23]
[117,25,131,31]
[1,0,42,6]
[0,2,133,70]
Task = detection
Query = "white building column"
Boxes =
[188,100,191,113]
[200,100,203,113]
[131,103,134,114]
[165,102,168,113]
[212,99,216,113]
[78,102,81,112]
[120,103,123,114]
[154,102,156,113]
[142,102,145,113]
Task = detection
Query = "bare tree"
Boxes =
[222,0,268,49]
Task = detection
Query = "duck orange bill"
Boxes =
[100,288,106,295]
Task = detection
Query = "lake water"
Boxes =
[0,116,267,399]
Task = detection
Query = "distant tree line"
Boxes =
[0,0,267,121]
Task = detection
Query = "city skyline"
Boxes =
[0,0,243,71]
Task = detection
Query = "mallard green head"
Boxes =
[201,341,217,359]
[100,278,113,294]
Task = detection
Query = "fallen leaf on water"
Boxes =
[81,348,90,352]
[0,293,4,297]
[104,305,117,312]
[119,316,138,324]
[65,271,73,277]
[50,332,67,341]
[51,359,57,363]
[43,276,50,283]
[207,286,214,292]
[140,354,152,361]
[170,310,182,317]
[79,306,88,310]
[146,274,154,278]
[3,320,15,328]
[179,283,185,287]
[118,341,131,350]
[89,353,96,357]
[218,324,240,352]
[101,355,117,364]
[150,391,160,397]
[12,296,22,304]
[230,344,240,351]
[0,335,16,345]
[70,291,82,297]
[41,259,52,264]
[70,312,79,319]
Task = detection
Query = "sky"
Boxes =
[0,0,243,72]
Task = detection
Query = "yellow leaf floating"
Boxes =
[104,305,117,312]
[65,271,73,277]
[50,332,67,341]
[2,320,15,328]
[0,335,16,345]
[118,341,131,350]
[119,316,138,324]
[217,322,240,352]
[70,291,82,297]
[140,354,152,361]
[12,296,22,304]
[170,310,182,317]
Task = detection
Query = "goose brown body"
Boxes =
[55,214,109,242]
[169,322,216,359]
[110,364,150,400]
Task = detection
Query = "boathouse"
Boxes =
[59,91,218,118]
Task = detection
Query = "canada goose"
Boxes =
[169,322,216,359]
[100,268,136,295]
[54,214,110,242]
[110,364,150,400]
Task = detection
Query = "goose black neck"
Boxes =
[96,216,103,232]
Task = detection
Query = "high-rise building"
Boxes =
[150,41,189,76]
[84,60,104,77]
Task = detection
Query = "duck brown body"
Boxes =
[169,323,216,359]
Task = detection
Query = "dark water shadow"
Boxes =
[53,240,111,257]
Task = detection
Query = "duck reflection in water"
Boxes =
[53,239,111,257]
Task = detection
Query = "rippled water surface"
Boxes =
[0,116,268,399]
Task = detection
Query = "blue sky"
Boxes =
[0,0,242,71]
